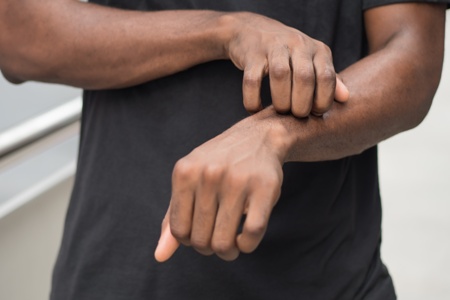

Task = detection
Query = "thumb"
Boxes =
[335,76,350,103]
[154,212,180,263]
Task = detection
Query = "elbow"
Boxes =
[405,57,443,131]
[0,63,26,85]
[0,53,32,84]
[0,27,61,85]
[0,45,26,84]
[0,33,25,84]
[0,43,58,85]
[1,71,24,85]
[406,97,433,130]
[404,83,439,131]
[0,41,32,84]
[0,20,27,84]
[0,4,61,84]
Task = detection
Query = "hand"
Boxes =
[155,114,290,262]
[223,12,349,117]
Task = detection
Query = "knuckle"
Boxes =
[202,164,224,184]
[244,99,261,113]
[173,159,195,181]
[313,96,334,114]
[293,33,307,45]
[239,242,257,254]
[319,67,336,81]
[264,173,282,192]
[197,205,212,217]
[291,104,311,118]
[273,102,290,114]
[294,67,315,85]
[170,224,190,241]
[317,41,332,55]
[191,237,210,251]
[245,221,266,237]
[226,172,248,187]
[317,68,336,85]
[313,101,332,114]
[212,239,234,255]
[243,73,261,88]
[271,63,290,80]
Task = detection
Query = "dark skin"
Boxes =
[0,1,348,116]
[0,1,446,261]
[155,4,447,261]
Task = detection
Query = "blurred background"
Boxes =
[379,11,450,299]
[0,11,449,300]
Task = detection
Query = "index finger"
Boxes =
[242,60,267,113]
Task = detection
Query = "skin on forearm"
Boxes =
[0,1,228,88]
[251,3,446,163]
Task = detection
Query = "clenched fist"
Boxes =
[155,111,291,262]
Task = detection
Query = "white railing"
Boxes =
[0,97,82,157]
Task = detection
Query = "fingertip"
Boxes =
[154,241,179,263]
[154,245,167,263]
[236,233,256,254]
[242,66,265,114]
[154,238,167,263]
[245,102,264,115]
[335,78,350,102]
[154,225,180,263]
[274,104,292,115]
[217,251,240,262]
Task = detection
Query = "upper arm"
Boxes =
[364,3,446,62]
[364,3,446,94]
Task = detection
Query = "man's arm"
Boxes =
[0,0,347,115]
[282,3,445,162]
[155,3,446,261]
[0,1,226,89]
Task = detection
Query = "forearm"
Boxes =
[0,1,227,89]
[247,9,445,163]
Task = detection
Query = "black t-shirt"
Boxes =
[50,1,448,299]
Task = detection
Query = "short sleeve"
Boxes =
[363,0,450,10]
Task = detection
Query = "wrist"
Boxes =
[215,11,254,60]
[214,12,236,60]
[266,121,294,164]
[245,107,296,163]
